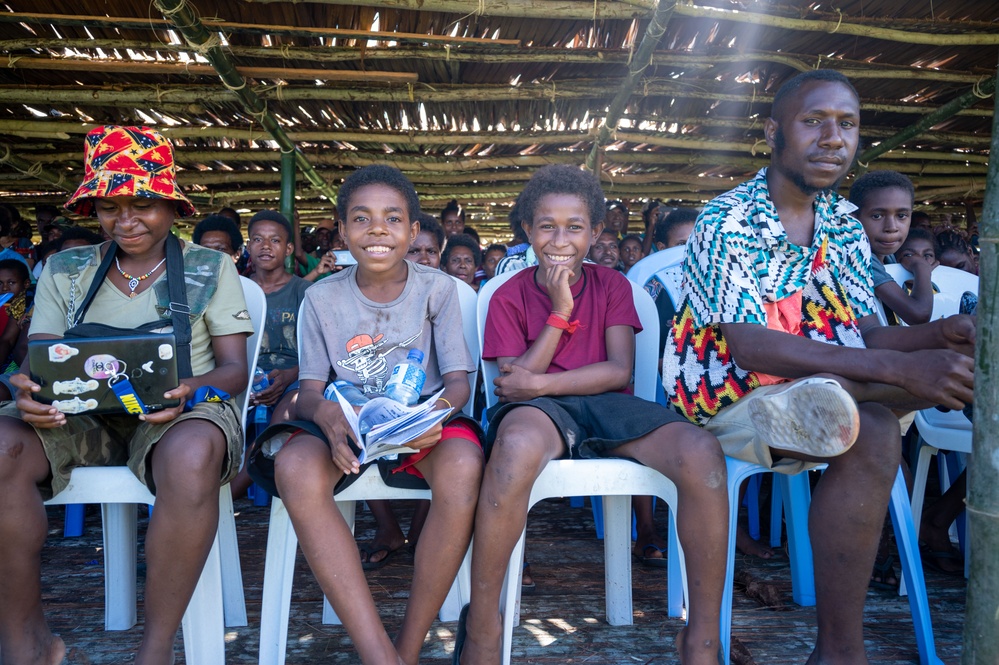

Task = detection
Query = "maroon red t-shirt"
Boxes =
[483,264,642,374]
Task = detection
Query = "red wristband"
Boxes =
[546,313,580,334]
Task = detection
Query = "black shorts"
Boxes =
[484,392,686,460]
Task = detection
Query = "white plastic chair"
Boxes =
[258,276,479,665]
[41,275,265,663]
[477,269,687,665]
[883,264,976,580]
[629,250,944,664]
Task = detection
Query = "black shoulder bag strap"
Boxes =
[72,234,194,379]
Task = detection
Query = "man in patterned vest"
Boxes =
[663,70,975,664]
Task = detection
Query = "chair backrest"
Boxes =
[477,267,660,409]
[626,245,686,302]
[449,276,481,418]
[238,277,268,428]
[294,275,480,417]
[884,264,978,322]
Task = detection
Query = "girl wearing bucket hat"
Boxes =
[0,126,254,664]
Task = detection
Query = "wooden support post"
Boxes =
[962,60,999,665]
[280,150,296,225]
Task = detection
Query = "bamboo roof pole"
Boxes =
[2,38,989,86]
[240,0,655,19]
[0,143,72,192]
[963,60,999,665]
[586,0,677,171]
[0,12,520,47]
[150,0,337,202]
[1,84,992,118]
[857,76,997,168]
[672,4,999,46]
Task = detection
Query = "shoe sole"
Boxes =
[748,380,859,458]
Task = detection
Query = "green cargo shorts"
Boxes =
[0,399,244,500]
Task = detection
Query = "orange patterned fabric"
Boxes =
[65,126,196,218]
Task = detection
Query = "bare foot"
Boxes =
[736,526,775,559]
[676,625,723,665]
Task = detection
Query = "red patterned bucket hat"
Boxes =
[65,125,196,217]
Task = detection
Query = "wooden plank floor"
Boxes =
[40,494,966,664]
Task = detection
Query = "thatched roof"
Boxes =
[0,0,995,238]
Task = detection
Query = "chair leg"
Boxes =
[666,510,684,618]
[499,528,528,665]
[745,475,761,541]
[101,502,138,630]
[258,499,299,665]
[888,467,944,665]
[781,473,816,607]
[602,494,633,626]
[63,504,85,538]
[181,533,227,665]
[769,478,784,548]
[217,485,247,627]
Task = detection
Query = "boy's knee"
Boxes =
[671,427,727,488]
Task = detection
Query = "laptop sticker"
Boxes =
[53,397,99,414]
[49,343,79,363]
[158,344,173,360]
[84,355,121,380]
[53,378,100,395]
[142,361,154,373]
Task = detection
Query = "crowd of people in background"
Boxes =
[0,70,981,665]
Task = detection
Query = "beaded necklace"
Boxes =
[115,255,166,298]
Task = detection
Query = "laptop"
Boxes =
[28,334,181,415]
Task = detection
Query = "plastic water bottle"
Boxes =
[253,404,271,437]
[325,380,369,407]
[384,349,426,406]
[252,367,270,394]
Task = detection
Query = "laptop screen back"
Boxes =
[28,334,180,415]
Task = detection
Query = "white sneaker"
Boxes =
[748,378,860,458]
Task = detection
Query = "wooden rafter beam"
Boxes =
[240,0,654,19]
[2,39,988,86]
[4,56,418,83]
[672,4,999,46]
[587,0,676,170]
[858,77,997,166]
[150,0,337,202]
[0,12,520,47]
[0,83,990,117]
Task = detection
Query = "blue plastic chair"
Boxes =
[628,249,943,665]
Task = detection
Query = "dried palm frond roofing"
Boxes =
[0,0,995,238]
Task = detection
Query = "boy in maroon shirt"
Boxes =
[456,165,728,665]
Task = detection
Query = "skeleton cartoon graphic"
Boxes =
[337,330,421,393]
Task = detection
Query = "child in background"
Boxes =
[652,208,698,251]
[443,233,482,291]
[407,213,445,269]
[441,199,467,237]
[0,258,33,399]
[935,230,977,275]
[248,165,483,665]
[895,228,939,276]
[457,165,727,665]
[850,171,934,325]
[481,243,507,281]
[230,210,312,499]
[193,213,244,264]
[589,228,621,269]
[618,233,645,271]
